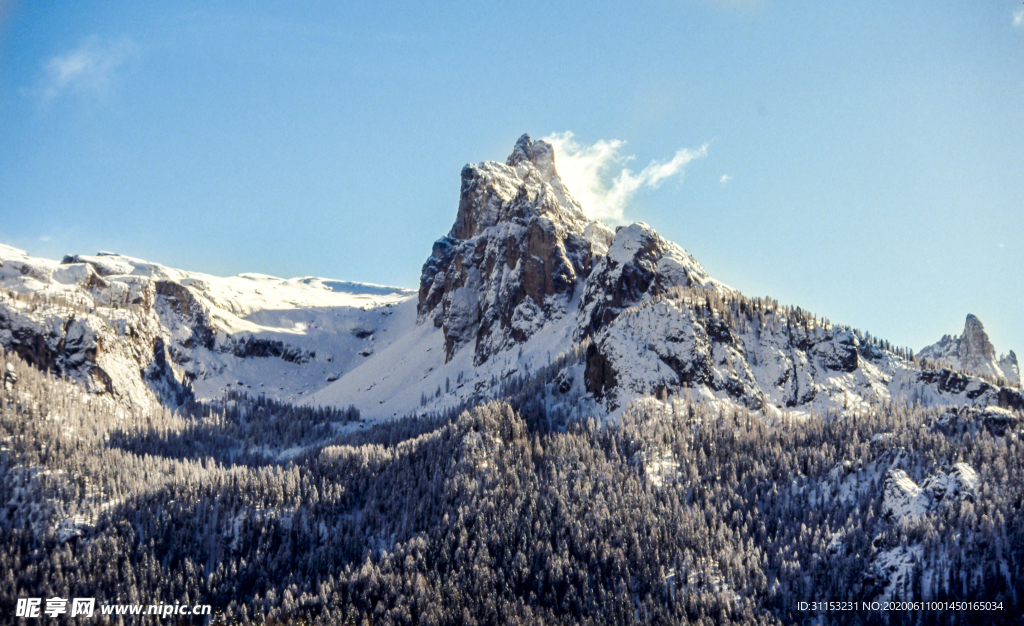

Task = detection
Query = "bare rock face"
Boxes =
[959,314,997,371]
[919,314,1020,385]
[418,134,593,364]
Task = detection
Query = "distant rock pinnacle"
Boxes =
[958,314,997,372]
[919,314,1020,385]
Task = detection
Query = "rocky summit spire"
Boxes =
[448,134,584,242]
[418,134,593,364]
[919,314,1020,385]
[506,133,557,179]
[958,314,997,371]
[1001,350,1020,385]
[508,134,585,217]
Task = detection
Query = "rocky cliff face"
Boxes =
[919,314,1020,385]
[0,272,191,407]
[418,134,594,364]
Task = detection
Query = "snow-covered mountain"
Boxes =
[2,134,1021,424]
[919,314,1019,385]
[312,135,1023,420]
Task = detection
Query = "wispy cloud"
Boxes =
[39,235,52,242]
[719,174,732,185]
[543,132,707,222]
[26,36,137,103]
[1014,9,1024,28]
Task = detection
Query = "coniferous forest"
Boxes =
[2,347,1023,625]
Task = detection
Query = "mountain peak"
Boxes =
[506,133,584,219]
[919,314,1019,385]
[959,314,996,367]
[506,133,555,173]
[419,135,594,363]
[419,134,732,366]
[448,134,584,242]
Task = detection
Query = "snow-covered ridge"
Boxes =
[0,243,414,408]
[580,284,1024,419]
[310,136,1024,422]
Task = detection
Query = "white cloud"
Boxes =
[543,131,707,222]
[39,236,51,242]
[28,36,136,103]
[1014,9,1024,28]
[719,174,732,184]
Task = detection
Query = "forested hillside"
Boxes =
[3,347,1022,625]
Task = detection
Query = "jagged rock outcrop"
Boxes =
[960,314,996,366]
[890,366,1024,413]
[418,134,594,364]
[229,336,314,363]
[576,222,724,339]
[930,404,1022,437]
[919,314,1020,385]
[154,280,217,352]
[881,464,978,521]
[1000,350,1019,385]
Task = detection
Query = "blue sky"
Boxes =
[1,1,1022,355]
